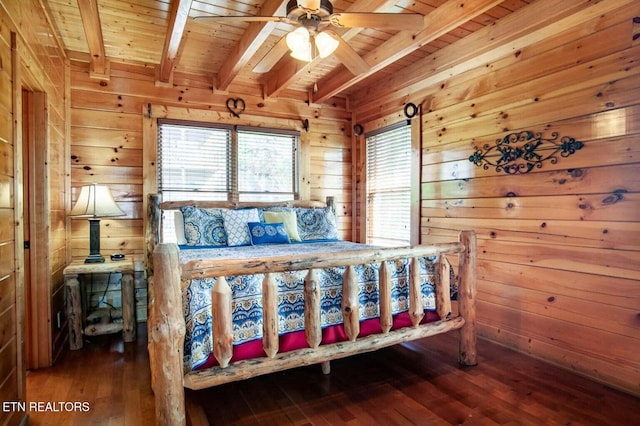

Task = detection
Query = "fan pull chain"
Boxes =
[311,40,318,93]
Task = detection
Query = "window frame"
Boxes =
[157,118,301,204]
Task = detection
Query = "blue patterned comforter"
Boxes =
[180,241,439,371]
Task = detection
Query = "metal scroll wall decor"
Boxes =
[404,102,418,124]
[226,97,246,118]
[468,130,584,175]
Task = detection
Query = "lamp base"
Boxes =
[85,218,105,263]
[84,254,105,264]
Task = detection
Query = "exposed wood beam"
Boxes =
[216,0,289,91]
[253,36,289,74]
[312,0,504,103]
[157,0,193,84]
[76,0,109,79]
[263,0,399,99]
[37,0,69,60]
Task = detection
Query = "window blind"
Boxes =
[157,120,300,241]
[237,127,298,201]
[366,123,412,246]
[158,121,231,201]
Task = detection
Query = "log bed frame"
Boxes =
[145,194,477,425]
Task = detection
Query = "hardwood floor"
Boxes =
[26,323,639,425]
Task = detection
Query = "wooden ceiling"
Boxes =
[45,0,533,104]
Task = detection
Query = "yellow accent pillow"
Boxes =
[263,211,301,242]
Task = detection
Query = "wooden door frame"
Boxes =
[20,69,52,370]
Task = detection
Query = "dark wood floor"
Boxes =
[26,323,640,425]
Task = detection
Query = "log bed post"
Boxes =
[147,193,161,275]
[150,243,186,426]
[378,261,392,333]
[212,276,234,367]
[458,230,477,366]
[436,256,452,320]
[304,269,322,348]
[262,273,279,358]
[342,265,360,341]
[409,257,424,326]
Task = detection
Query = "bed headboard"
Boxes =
[145,194,335,273]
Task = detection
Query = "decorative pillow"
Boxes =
[263,210,301,242]
[295,206,339,241]
[173,210,187,245]
[179,206,227,246]
[247,222,290,245]
[222,208,260,246]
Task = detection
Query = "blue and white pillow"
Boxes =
[263,210,302,242]
[247,222,290,245]
[179,206,227,246]
[295,206,339,241]
[222,209,260,246]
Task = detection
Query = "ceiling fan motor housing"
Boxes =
[287,0,333,23]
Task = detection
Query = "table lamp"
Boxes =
[69,183,125,263]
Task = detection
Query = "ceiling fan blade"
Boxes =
[253,36,290,73]
[193,15,292,24]
[329,32,370,76]
[328,13,424,31]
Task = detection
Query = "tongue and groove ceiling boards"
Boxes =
[45,0,532,104]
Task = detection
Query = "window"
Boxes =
[365,123,412,246]
[236,127,298,202]
[158,121,231,202]
[157,120,299,241]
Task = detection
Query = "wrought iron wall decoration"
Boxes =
[469,131,584,175]
[404,102,418,124]
[226,97,246,118]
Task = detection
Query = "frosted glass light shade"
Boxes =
[315,31,339,58]
[286,27,310,52]
[290,43,312,61]
[70,183,125,218]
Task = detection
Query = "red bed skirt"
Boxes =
[195,310,441,370]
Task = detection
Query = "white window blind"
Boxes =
[237,127,298,201]
[366,123,412,246]
[158,121,231,202]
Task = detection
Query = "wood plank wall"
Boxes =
[69,60,353,321]
[353,0,640,396]
[0,0,68,423]
[0,11,18,421]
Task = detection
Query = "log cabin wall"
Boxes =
[352,0,640,396]
[69,59,352,321]
[0,0,69,422]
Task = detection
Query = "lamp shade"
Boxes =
[285,27,310,52]
[69,183,125,218]
[315,31,339,58]
[290,43,312,62]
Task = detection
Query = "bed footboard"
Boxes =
[149,244,186,426]
[148,231,476,426]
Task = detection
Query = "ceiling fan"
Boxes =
[195,0,424,72]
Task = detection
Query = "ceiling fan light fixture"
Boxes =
[290,47,312,62]
[315,31,339,58]
[285,27,310,52]
[290,42,312,62]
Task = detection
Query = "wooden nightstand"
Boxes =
[64,258,136,350]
